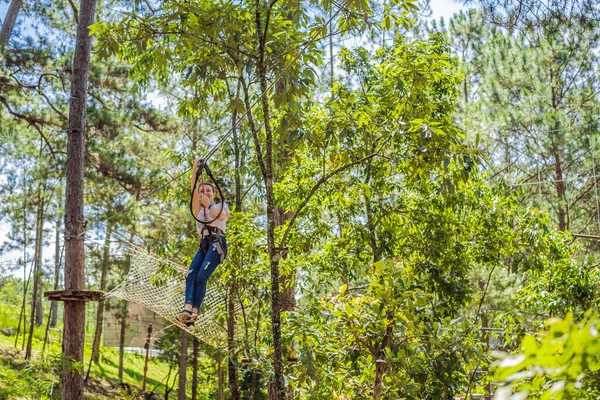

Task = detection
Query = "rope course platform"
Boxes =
[44,290,105,302]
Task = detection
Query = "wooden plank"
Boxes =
[43,290,105,302]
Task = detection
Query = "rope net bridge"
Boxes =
[105,243,242,345]
[47,241,242,346]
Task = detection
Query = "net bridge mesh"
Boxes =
[106,243,240,345]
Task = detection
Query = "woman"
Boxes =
[177,157,229,327]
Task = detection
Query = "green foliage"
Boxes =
[494,312,600,399]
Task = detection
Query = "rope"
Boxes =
[99,0,353,228]
[104,236,239,346]
[73,1,356,341]
[200,0,352,162]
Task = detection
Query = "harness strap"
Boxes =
[200,225,226,262]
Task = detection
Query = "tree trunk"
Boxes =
[255,10,285,395]
[329,5,334,85]
[0,0,23,47]
[15,202,28,348]
[118,300,128,382]
[164,363,174,400]
[51,200,63,328]
[373,357,385,400]
[35,297,43,326]
[553,142,568,231]
[228,92,241,400]
[232,85,243,212]
[192,337,199,400]
[26,189,44,359]
[178,330,188,400]
[17,260,32,350]
[218,352,224,400]
[373,312,393,400]
[91,221,112,362]
[227,283,241,400]
[43,215,63,354]
[62,0,96,397]
[364,161,379,261]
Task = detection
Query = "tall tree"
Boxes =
[25,180,45,359]
[178,330,188,400]
[61,0,96,398]
[90,219,111,362]
[456,0,600,233]
[0,0,23,47]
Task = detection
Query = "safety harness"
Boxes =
[191,159,227,262]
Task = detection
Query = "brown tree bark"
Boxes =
[178,330,188,400]
[227,83,241,400]
[118,300,128,382]
[0,0,23,47]
[218,352,224,400]
[164,363,174,400]
[91,221,112,362]
[14,202,29,349]
[62,0,96,397]
[50,200,63,328]
[255,4,286,395]
[373,312,393,400]
[227,282,241,400]
[25,187,44,359]
[43,210,62,354]
[192,337,199,400]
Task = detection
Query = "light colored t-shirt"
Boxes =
[196,203,228,235]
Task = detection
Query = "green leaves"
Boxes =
[494,313,600,399]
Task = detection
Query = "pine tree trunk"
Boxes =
[34,187,45,327]
[91,221,112,362]
[50,204,63,328]
[26,189,44,359]
[178,330,188,400]
[0,0,23,47]
[118,300,127,382]
[15,203,28,348]
[192,337,199,400]
[35,297,43,326]
[62,0,96,397]
[553,142,568,231]
[16,261,32,349]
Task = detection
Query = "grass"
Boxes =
[0,302,218,400]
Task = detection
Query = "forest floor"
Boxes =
[0,323,173,399]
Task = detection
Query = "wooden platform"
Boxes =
[43,290,105,302]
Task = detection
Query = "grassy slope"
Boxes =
[0,303,219,400]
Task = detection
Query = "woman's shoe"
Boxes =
[177,309,194,323]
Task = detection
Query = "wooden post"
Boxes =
[142,323,153,393]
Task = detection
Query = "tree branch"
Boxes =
[67,0,79,24]
[279,153,379,248]
[240,72,267,180]
[0,96,58,159]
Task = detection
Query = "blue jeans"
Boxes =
[184,235,227,310]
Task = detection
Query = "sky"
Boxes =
[0,0,469,278]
